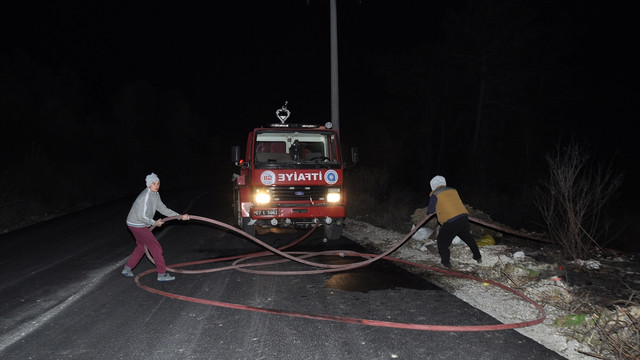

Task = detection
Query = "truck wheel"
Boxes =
[324,222,343,240]
[233,190,242,227]
[241,217,256,237]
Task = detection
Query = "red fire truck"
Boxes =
[231,103,357,240]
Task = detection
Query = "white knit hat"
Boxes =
[429,175,446,191]
[145,173,160,187]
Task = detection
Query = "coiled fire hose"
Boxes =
[145,214,551,274]
[135,214,547,332]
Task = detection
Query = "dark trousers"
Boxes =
[437,215,481,265]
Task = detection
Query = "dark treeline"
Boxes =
[0,51,224,231]
[1,1,637,239]
[339,0,637,231]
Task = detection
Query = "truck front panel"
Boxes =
[232,105,351,239]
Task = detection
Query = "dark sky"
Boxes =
[2,1,639,212]
[2,1,397,119]
[3,2,334,117]
[3,2,636,111]
[3,1,637,123]
[0,2,491,118]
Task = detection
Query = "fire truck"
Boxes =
[231,103,357,240]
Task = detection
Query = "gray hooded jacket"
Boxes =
[126,188,179,228]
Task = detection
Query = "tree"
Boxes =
[535,141,623,261]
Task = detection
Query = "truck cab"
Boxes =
[232,103,356,240]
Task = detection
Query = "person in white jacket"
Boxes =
[122,173,189,281]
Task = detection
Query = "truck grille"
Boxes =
[269,186,326,202]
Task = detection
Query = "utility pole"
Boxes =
[330,0,340,133]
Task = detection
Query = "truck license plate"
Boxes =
[254,209,278,216]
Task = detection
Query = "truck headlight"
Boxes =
[327,188,340,203]
[255,190,271,204]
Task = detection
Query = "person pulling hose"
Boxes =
[427,175,482,268]
[122,173,190,281]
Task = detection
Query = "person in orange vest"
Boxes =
[427,175,482,268]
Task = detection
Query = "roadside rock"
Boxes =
[343,218,605,360]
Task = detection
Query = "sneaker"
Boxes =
[476,258,483,264]
[157,273,175,282]
[122,266,134,277]
[441,261,451,269]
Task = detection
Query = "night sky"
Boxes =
[1,1,639,231]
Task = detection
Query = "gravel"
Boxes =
[342,218,596,360]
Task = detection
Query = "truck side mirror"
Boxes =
[351,147,359,164]
[231,145,241,164]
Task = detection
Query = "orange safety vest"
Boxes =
[433,188,468,224]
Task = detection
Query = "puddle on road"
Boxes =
[319,256,439,293]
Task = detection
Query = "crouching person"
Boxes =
[427,175,482,268]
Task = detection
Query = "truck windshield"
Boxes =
[254,130,340,169]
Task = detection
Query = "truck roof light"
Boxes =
[267,123,321,129]
[276,101,291,123]
[270,102,327,129]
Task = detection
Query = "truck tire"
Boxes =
[241,217,256,237]
[324,222,343,240]
[233,189,242,228]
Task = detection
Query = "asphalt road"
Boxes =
[0,186,566,360]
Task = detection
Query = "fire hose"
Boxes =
[469,216,551,244]
[135,214,546,332]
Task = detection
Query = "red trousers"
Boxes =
[126,226,167,274]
